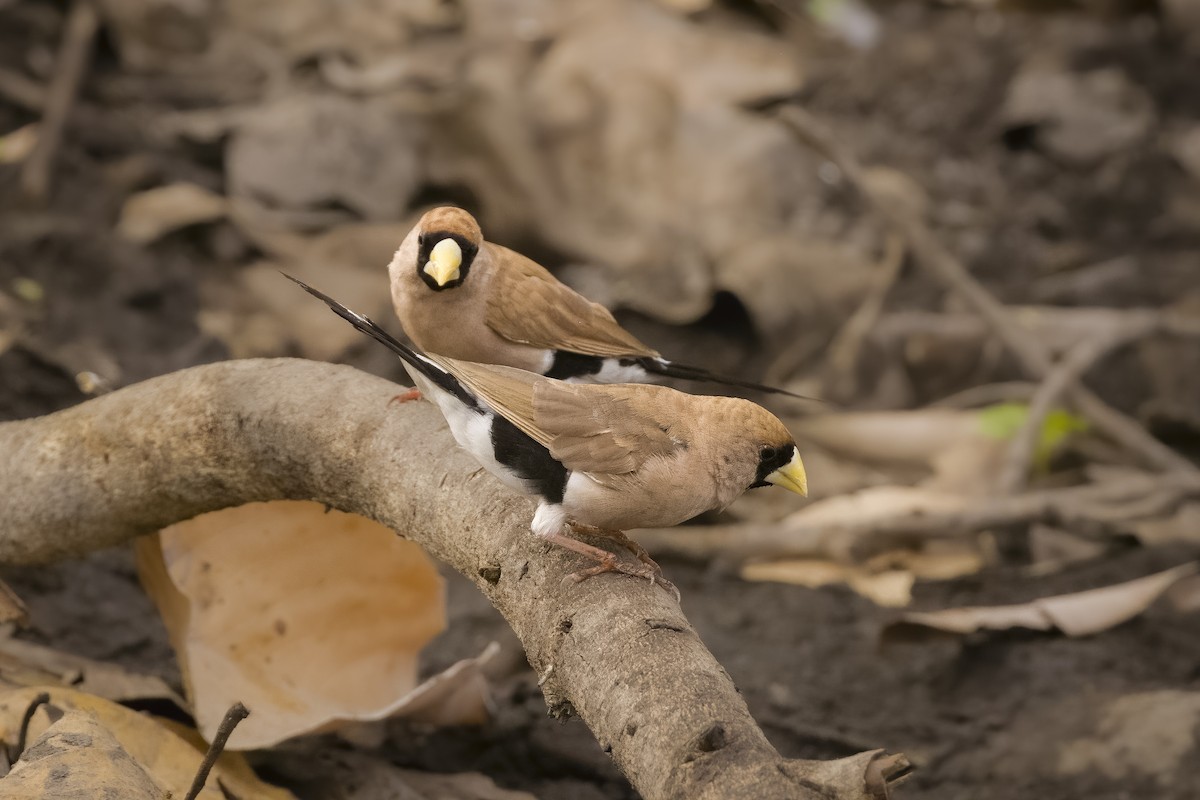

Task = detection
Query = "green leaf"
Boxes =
[976,402,1089,469]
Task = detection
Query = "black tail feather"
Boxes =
[635,357,821,402]
[284,272,821,404]
[281,273,476,406]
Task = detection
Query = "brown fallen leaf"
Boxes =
[0,686,296,799]
[199,215,411,360]
[0,710,162,800]
[742,541,984,608]
[891,562,1199,638]
[116,182,228,245]
[0,123,38,165]
[136,500,458,749]
[1132,502,1200,547]
[0,581,27,629]
[0,635,184,709]
[1027,524,1107,575]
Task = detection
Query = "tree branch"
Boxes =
[777,106,1196,474]
[0,358,908,800]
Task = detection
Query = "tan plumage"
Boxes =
[483,247,657,358]
[389,207,657,374]
[286,273,807,594]
[423,351,800,527]
[389,207,810,398]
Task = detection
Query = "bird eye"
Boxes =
[760,446,777,460]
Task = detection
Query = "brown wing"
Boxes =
[484,244,660,359]
[531,382,683,476]
[429,355,553,449]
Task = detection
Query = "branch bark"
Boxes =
[0,358,907,800]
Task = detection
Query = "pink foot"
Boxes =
[388,388,422,406]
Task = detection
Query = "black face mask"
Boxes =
[749,443,795,489]
[416,232,479,291]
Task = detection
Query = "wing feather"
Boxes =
[484,245,659,359]
[433,357,688,479]
[533,382,682,476]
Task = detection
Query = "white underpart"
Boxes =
[532,350,555,375]
[532,502,568,538]
[401,362,530,495]
[561,358,648,385]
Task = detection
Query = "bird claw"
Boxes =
[388,387,422,406]
[569,554,680,601]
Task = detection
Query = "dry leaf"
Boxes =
[893,562,1199,638]
[1132,502,1200,546]
[743,542,984,607]
[1027,524,1107,573]
[1002,65,1154,165]
[226,94,424,221]
[0,686,296,799]
[136,500,450,749]
[0,635,184,709]
[0,710,162,800]
[377,641,499,727]
[116,182,229,244]
[0,123,38,165]
[780,485,972,533]
[199,217,410,360]
[0,582,27,629]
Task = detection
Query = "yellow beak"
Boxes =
[423,238,463,286]
[766,450,808,497]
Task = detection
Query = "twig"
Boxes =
[777,105,1196,474]
[0,68,46,111]
[0,359,906,800]
[13,692,51,760]
[822,233,905,400]
[637,472,1200,563]
[184,702,249,800]
[20,0,99,202]
[929,381,1037,409]
[997,331,1137,495]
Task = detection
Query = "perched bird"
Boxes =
[387,206,808,397]
[286,275,808,590]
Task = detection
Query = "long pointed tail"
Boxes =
[282,273,474,405]
[635,357,820,402]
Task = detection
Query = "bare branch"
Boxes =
[996,330,1139,495]
[777,106,1195,474]
[20,0,99,202]
[0,359,907,800]
[638,472,1200,563]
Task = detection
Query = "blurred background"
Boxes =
[2,1,1199,798]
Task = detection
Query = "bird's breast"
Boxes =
[559,466,719,532]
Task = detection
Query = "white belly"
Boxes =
[407,370,532,496]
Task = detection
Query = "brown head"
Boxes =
[412,207,484,291]
[712,398,808,498]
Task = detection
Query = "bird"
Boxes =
[285,274,808,593]
[386,206,810,400]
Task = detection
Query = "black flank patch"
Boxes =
[545,351,605,380]
[750,443,795,489]
[490,415,568,503]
